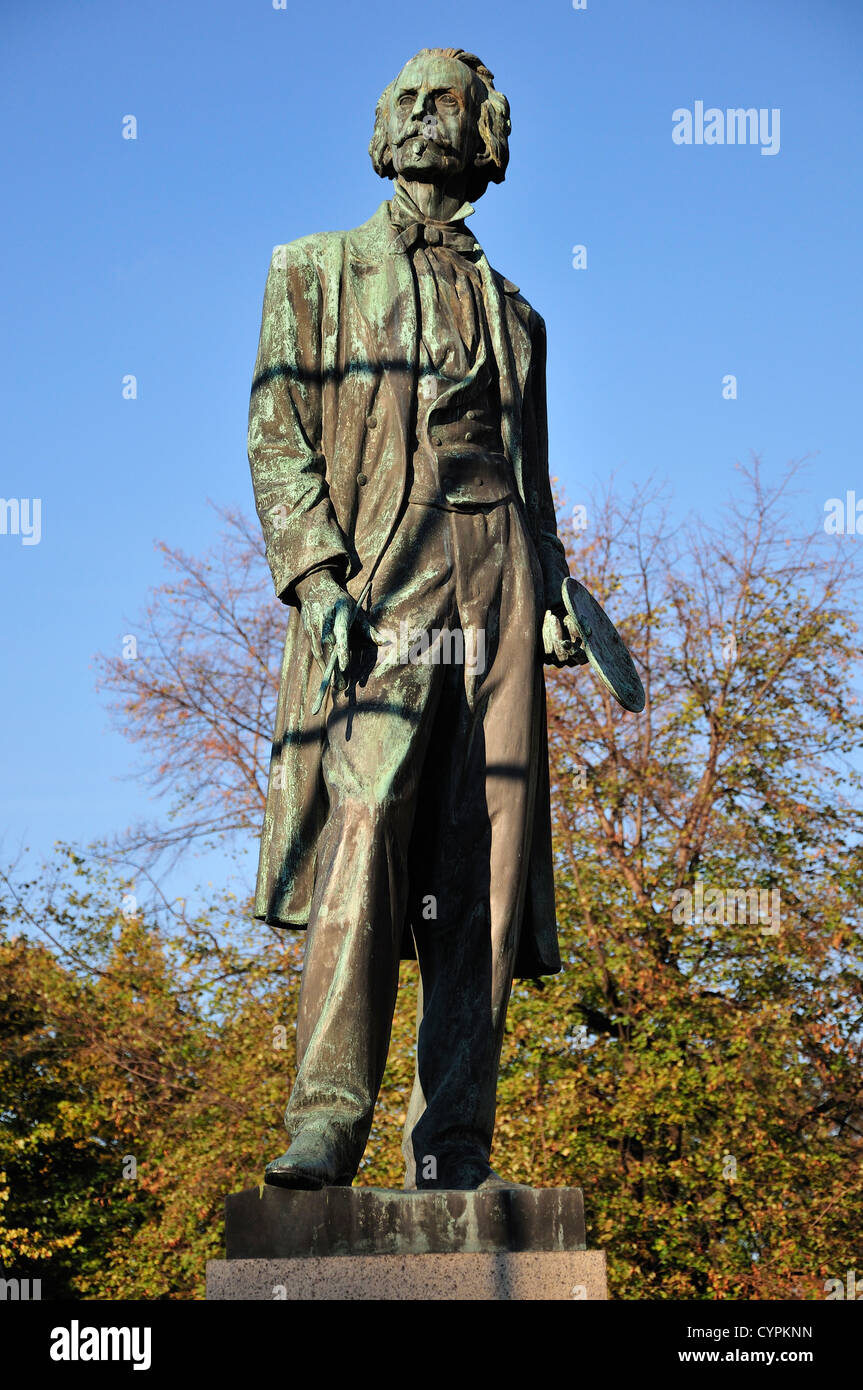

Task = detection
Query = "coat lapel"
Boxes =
[345,202,417,434]
[476,254,532,501]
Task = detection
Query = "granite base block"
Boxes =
[206,1250,607,1300]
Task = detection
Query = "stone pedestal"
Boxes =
[206,1185,607,1301]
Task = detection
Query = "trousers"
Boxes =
[283,492,545,1186]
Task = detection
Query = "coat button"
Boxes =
[465,432,473,441]
[367,417,377,429]
[357,472,368,486]
[466,409,477,420]
[432,436,443,447]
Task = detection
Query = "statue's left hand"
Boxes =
[542,609,589,668]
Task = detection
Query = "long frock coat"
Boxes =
[248,198,569,977]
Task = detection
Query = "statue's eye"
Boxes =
[397,93,415,109]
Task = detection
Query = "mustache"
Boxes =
[395,128,457,152]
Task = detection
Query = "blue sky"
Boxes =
[1,0,861,907]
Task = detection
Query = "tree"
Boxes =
[0,853,301,1298]
[95,505,280,882]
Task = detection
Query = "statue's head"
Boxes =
[369,48,510,203]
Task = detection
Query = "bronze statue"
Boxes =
[247,47,639,1192]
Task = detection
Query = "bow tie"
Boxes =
[389,204,480,258]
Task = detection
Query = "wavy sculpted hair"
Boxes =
[368,48,511,203]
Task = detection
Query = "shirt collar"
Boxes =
[389,181,475,229]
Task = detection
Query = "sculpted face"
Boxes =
[386,54,482,188]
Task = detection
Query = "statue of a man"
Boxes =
[248,47,585,1192]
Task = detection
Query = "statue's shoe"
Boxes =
[473,1168,531,1192]
[412,1160,530,1192]
[264,1136,354,1190]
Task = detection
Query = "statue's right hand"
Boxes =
[294,570,385,694]
[295,570,353,688]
